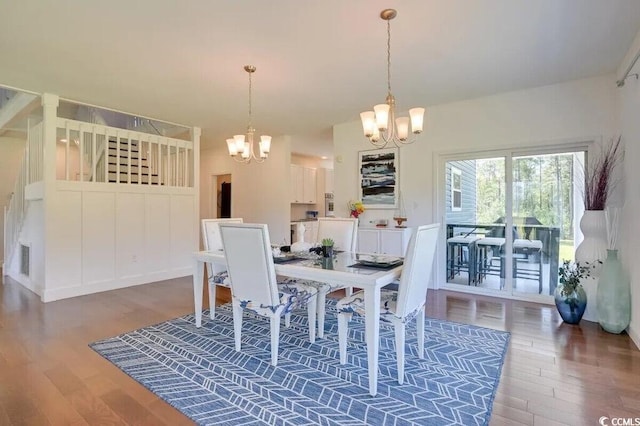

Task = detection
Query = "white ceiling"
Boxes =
[1,0,640,159]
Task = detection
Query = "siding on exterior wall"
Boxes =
[445,160,477,224]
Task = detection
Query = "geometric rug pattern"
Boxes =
[90,300,510,425]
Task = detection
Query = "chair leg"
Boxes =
[307,293,317,343]
[232,301,243,352]
[208,281,217,320]
[338,313,351,364]
[285,313,291,328]
[270,316,281,366]
[416,306,425,359]
[395,322,406,384]
[316,291,326,339]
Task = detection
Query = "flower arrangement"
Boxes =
[348,200,365,218]
[558,259,598,297]
[582,136,622,210]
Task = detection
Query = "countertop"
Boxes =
[291,218,318,223]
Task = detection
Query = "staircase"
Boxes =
[106,138,160,185]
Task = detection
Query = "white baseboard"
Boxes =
[41,267,192,302]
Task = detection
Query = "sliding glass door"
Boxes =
[443,147,585,298]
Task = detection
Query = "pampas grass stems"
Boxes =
[583,137,622,211]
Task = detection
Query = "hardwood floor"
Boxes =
[1,274,638,425]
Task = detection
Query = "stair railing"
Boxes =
[4,121,42,269]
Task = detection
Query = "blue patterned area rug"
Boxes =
[90,300,509,425]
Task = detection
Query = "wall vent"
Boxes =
[20,243,30,277]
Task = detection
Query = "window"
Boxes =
[451,167,462,211]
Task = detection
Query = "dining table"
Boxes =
[192,250,403,397]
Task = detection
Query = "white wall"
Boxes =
[0,135,26,263]
[334,74,618,307]
[40,183,197,302]
[617,39,640,347]
[199,135,292,244]
[334,75,617,230]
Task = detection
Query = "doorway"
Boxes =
[213,174,231,218]
[439,143,588,300]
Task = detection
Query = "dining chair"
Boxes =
[219,223,318,366]
[201,218,243,319]
[284,217,358,338]
[337,223,440,384]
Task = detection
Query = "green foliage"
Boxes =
[475,153,577,240]
[558,259,599,297]
[321,238,334,247]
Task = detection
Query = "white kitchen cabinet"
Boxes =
[357,227,413,257]
[290,165,317,204]
[303,167,317,203]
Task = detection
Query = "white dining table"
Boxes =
[192,250,403,396]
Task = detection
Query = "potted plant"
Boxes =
[321,238,334,258]
[555,260,598,324]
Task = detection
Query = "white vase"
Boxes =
[574,210,608,322]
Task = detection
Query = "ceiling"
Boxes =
[1,0,640,159]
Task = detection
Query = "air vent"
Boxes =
[20,243,30,277]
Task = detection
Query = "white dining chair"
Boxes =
[201,218,243,319]
[219,223,318,366]
[337,223,440,384]
[283,217,358,338]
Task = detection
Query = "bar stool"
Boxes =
[446,235,480,285]
[476,237,505,284]
[513,239,544,293]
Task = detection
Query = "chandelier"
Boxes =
[226,65,271,163]
[360,9,425,148]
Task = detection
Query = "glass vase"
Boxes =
[596,249,631,334]
[554,286,587,325]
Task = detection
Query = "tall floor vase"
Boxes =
[596,249,631,333]
[574,210,607,322]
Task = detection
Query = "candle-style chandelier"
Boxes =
[226,65,271,163]
[360,9,425,148]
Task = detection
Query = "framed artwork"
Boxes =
[358,147,399,209]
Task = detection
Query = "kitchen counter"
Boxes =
[291,218,318,222]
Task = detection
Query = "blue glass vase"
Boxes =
[554,286,587,324]
[597,249,631,334]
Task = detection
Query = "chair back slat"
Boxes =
[219,223,279,306]
[316,217,358,251]
[395,223,440,318]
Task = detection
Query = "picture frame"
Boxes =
[358,147,399,209]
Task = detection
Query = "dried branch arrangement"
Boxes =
[583,136,622,211]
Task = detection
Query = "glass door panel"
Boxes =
[443,149,584,299]
[445,158,506,291]
[511,152,579,296]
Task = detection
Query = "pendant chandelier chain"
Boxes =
[247,69,253,131]
[386,18,392,96]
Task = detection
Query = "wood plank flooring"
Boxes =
[1,274,638,425]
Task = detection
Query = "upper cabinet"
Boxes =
[290,165,317,204]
